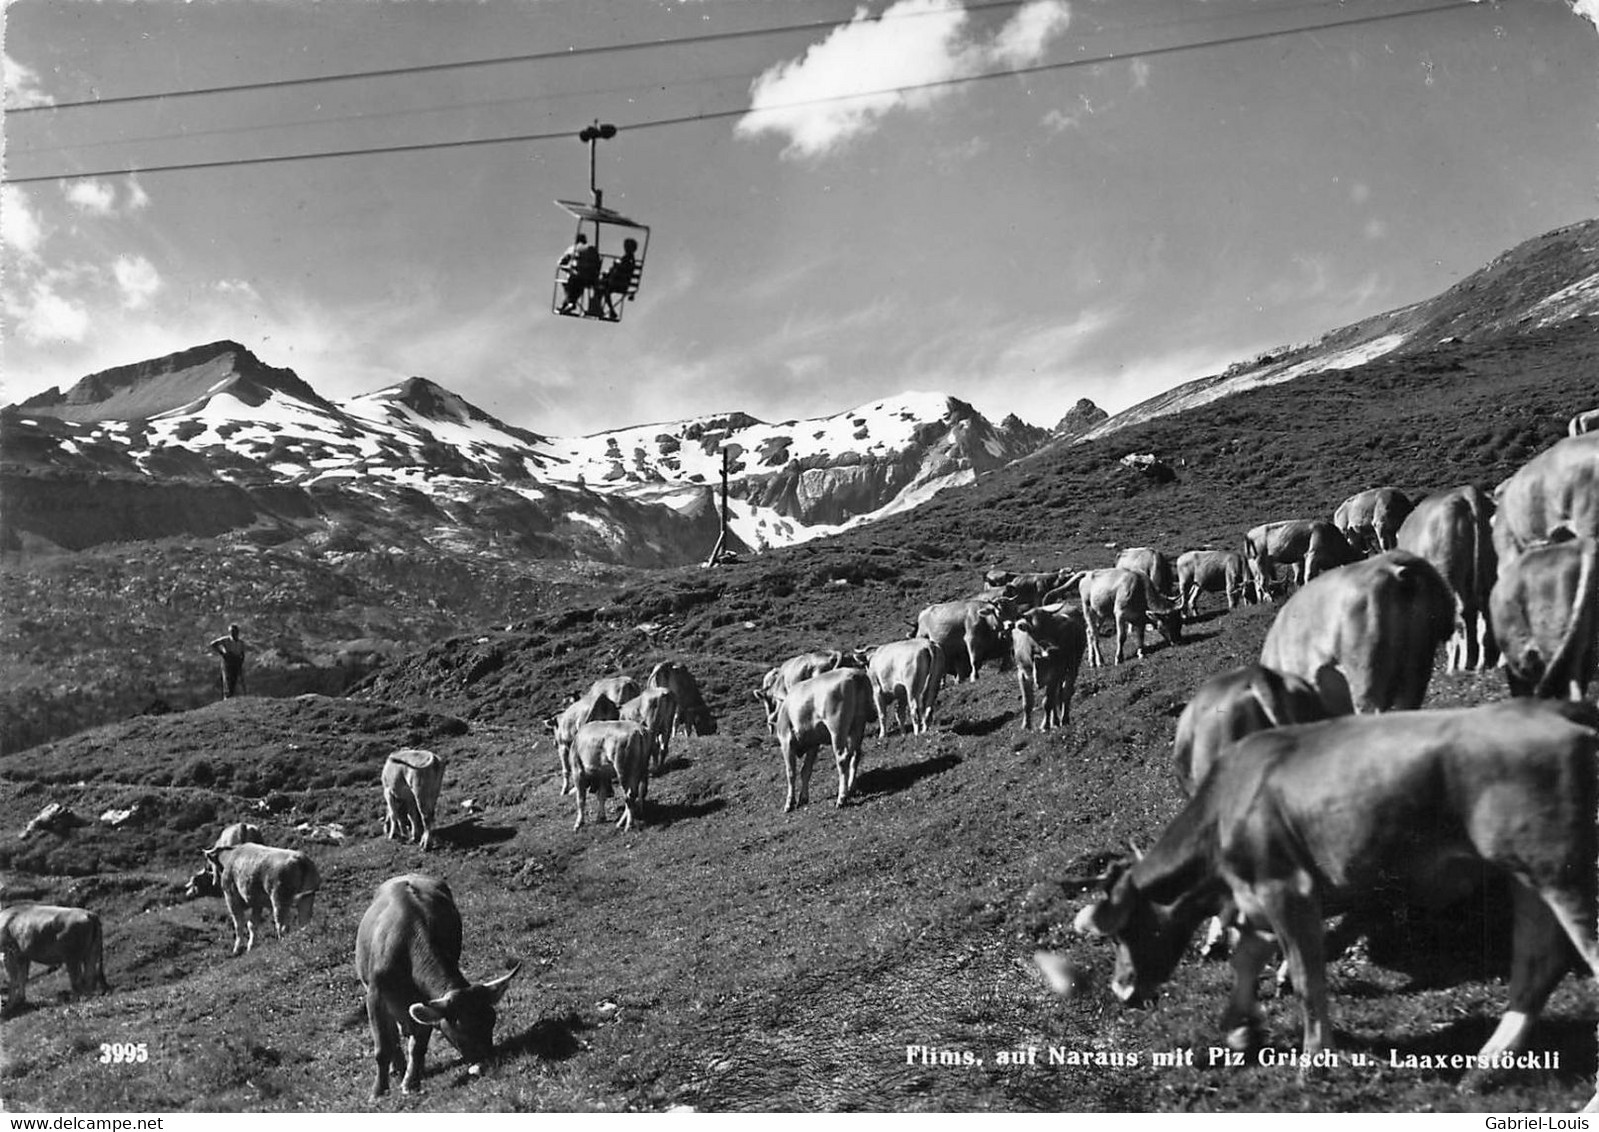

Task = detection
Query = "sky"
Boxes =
[3,0,1598,438]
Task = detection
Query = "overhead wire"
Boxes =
[3,0,1483,186]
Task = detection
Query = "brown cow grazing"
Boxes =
[588,674,640,709]
[754,650,854,733]
[621,687,678,771]
[1333,487,1414,557]
[865,637,946,738]
[0,904,109,1013]
[354,874,520,1098]
[1396,484,1499,672]
[382,749,447,853]
[547,691,619,794]
[201,843,320,956]
[570,719,654,832]
[647,661,717,736]
[1010,604,1088,731]
[1175,549,1256,617]
[1172,664,1333,796]
[1492,432,1599,563]
[915,599,1008,683]
[1059,700,1599,1109]
[1244,519,1355,599]
[1072,567,1183,666]
[1490,535,1599,701]
[1259,550,1453,714]
[184,822,266,898]
[1115,547,1176,600]
[774,667,874,811]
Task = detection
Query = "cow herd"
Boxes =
[8,422,1599,1110]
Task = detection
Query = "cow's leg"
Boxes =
[573,779,588,830]
[383,791,401,841]
[1220,927,1275,1049]
[402,1024,432,1094]
[222,890,249,956]
[417,807,433,853]
[798,745,819,808]
[3,948,28,1013]
[366,992,398,1097]
[558,742,575,795]
[1265,887,1332,1054]
[875,688,892,741]
[1459,883,1573,1093]
[1017,670,1035,731]
[296,891,316,928]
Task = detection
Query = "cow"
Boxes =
[1010,604,1088,732]
[1333,487,1414,557]
[0,904,109,1013]
[200,842,320,956]
[620,686,679,770]
[774,667,874,812]
[1259,550,1454,714]
[547,691,619,794]
[588,674,640,709]
[865,637,946,738]
[570,719,654,832]
[1490,535,1599,701]
[981,570,1071,614]
[1569,409,1599,437]
[1072,567,1183,666]
[1396,484,1499,671]
[184,822,266,898]
[1171,664,1334,797]
[1491,432,1599,564]
[1115,547,1176,600]
[354,874,520,1098]
[915,599,1009,682]
[1060,700,1599,1109]
[382,748,447,853]
[1175,549,1256,617]
[754,650,854,733]
[1244,519,1355,599]
[647,660,717,736]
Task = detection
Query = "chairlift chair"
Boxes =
[552,122,650,323]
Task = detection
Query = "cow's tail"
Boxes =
[1536,537,1599,700]
[88,916,110,994]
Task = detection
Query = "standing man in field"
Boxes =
[209,624,248,699]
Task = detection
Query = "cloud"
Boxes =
[3,52,53,108]
[736,0,1070,159]
[64,180,117,216]
[1,187,45,259]
[8,282,90,345]
[62,178,149,217]
[113,256,162,309]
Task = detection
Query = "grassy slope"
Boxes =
[2,321,1599,1112]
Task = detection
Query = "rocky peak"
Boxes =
[1054,398,1108,437]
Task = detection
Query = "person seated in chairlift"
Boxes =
[557,233,601,315]
[600,238,640,320]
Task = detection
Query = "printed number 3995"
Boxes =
[99,1043,149,1064]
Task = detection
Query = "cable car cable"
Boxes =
[2,0,1482,186]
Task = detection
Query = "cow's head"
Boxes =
[1071,864,1194,1005]
[1148,603,1184,645]
[183,866,220,900]
[689,706,719,736]
[407,962,522,1075]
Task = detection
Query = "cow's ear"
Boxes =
[409,1002,447,1027]
[1073,899,1127,937]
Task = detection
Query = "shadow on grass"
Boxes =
[434,818,518,848]
[853,753,961,800]
[952,713,1014,737]
[645,796,728,827]
[501,1009,592,1063]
